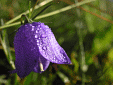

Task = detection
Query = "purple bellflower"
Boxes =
[12,22,71,78]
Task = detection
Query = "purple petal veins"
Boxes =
[11,22,71,78]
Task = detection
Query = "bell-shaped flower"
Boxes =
[11,22,71,78]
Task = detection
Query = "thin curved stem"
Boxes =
[32,4,52,20]
[34,0,95,20]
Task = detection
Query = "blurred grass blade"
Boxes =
[0,75,8,84]
[35,0,95,20]
[57,71,70,84]
[0,0,95,30]
[23,72,38,85]
[0,22,20,30]
[29,1,32,19]
[0,19,15,69]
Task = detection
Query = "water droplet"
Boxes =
[36,30,38,33]
[32,26,35,28]
[32,27,34,31]
[38,25,40,28]
[45,25,49,28]
[35,35,38,38]
[41,34,47,38]
[29,24,32,26]
[53,57,55,60]
[37,42,39,45]
[42,46,47,50]
[36,39,39,42]
[63,57,65,59]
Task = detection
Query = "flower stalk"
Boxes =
[75,0,88,85]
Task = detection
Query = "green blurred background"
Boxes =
[0,0,113,85]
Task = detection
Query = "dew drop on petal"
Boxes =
[38,25,40,28]
[45,25,49,28]
[29,24,32,26]
[31,26,35,31]
[32,28,34,31]
[37,42,40,46]
[35,35,38,38]
[53,57,55,60]
[41,34,47,38]
[36,39,39,42]
[36,30,38,33]
[42,46,47,50]
[63,57,65,59]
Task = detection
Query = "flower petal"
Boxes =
[14,25,40,78]
[34,22,71,64]
[33,54,50,73]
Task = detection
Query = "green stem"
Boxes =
[0,22,20,30]
[5,0,53,25]
[34,0,95,20]
[0,0,95,30]
[75,0,87,85]
[29,1,31,19]
[78,27,85,85]
[0,19,15,69]
[31,0,39,18]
